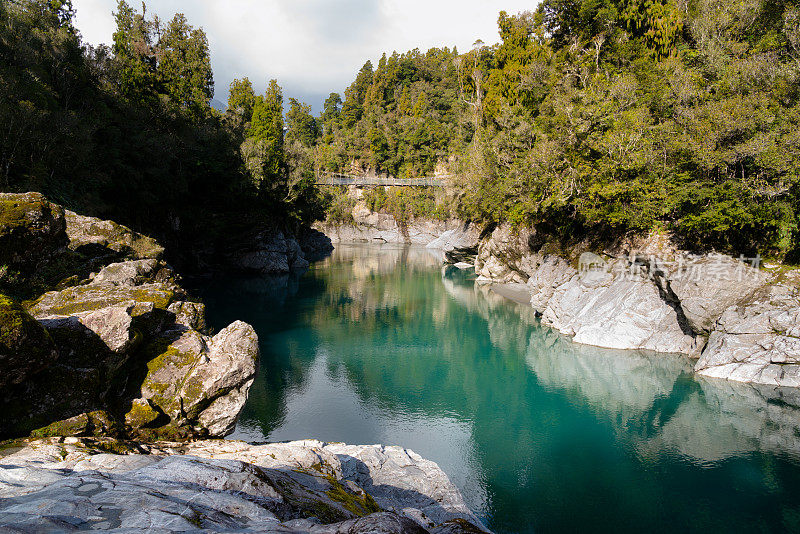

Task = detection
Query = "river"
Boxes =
[200,243,800,533]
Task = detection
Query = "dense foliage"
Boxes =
[318,0,800,259]
[3,0,798,260]
[315,49,466,179]
[0,0,321,266]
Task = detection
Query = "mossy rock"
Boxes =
[65,210,164,261]
[324,476,382,517]
[0,193,70,296]
[28,411,120,440]
[139,331,204,418]
[0,193,67,261]
[0,293,58,387]
[28,283,175,318]
[124,398,163,429]
[29,413,92,439]
[0,362,105,440]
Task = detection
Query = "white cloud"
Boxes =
[72,0,540,110]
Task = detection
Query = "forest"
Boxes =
[312,0,800,260]
[0,0,322,266]
[1,0,799,261]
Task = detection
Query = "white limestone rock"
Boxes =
[668,255,768,334]
[0,438,488,533]
[695,281,800,387]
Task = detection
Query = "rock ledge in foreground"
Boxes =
[0,438,489,534]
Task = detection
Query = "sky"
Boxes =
[72,0,539,112]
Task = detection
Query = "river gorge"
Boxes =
[200,243,800,534]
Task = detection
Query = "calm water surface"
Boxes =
[200,244,800,533]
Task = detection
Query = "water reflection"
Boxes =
[201,244,800,534]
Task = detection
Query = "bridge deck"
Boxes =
[315,173,449,187]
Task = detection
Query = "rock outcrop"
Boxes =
[64,209,164,262]
[0,194,259,441]
[315,202,478,249]
[533,260,698,354]
[470,226,698,354]
[0,192,68,295]
[230,228,310,274]
[463,223,800,387]
[474,225,539,283]
[695,273,800,387]
[0,294,58,387]
[667,255,769,334]
[0,192,67,268]
[0,438,487,533]
[225,225,333,275]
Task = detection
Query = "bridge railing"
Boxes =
[315,172,450,187]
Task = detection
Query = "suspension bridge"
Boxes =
[315,172,450,187]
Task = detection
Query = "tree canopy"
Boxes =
[315,0,800,260]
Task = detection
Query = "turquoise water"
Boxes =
[201,244,800,533]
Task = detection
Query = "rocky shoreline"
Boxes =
[0,438,485,533]
[0,192,260,441]
[317,204,800,389]
[0,192,487,533]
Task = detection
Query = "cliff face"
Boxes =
[314,201,481,250]
[470,224,800,388]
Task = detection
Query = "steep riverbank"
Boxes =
[0,193,486,533]
[314,200,481,252]
[317,207,800,389]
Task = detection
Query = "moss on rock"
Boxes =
[29,413,91,439]
[124,398,162,429]
[0,293,58,387]
[65,210,164,261]
[324,477,382,517]
[28,410,120,439]
[0,193,69,297]
[28,283,175,318]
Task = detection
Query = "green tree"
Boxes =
[112,0,158,104]
[321,92,342,129]
[286,98,320,147]
[341,60,373,127]
[158,13,214,116]
[245,79,285,194]
[227,77,256,123]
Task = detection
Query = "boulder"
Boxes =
[64,210,164,261]
[0,192,68,275]
[1,256,258,440]
[0,438,488,533]
[695,280,800,387]
[140,321,258,436]
[0,293,58,387]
